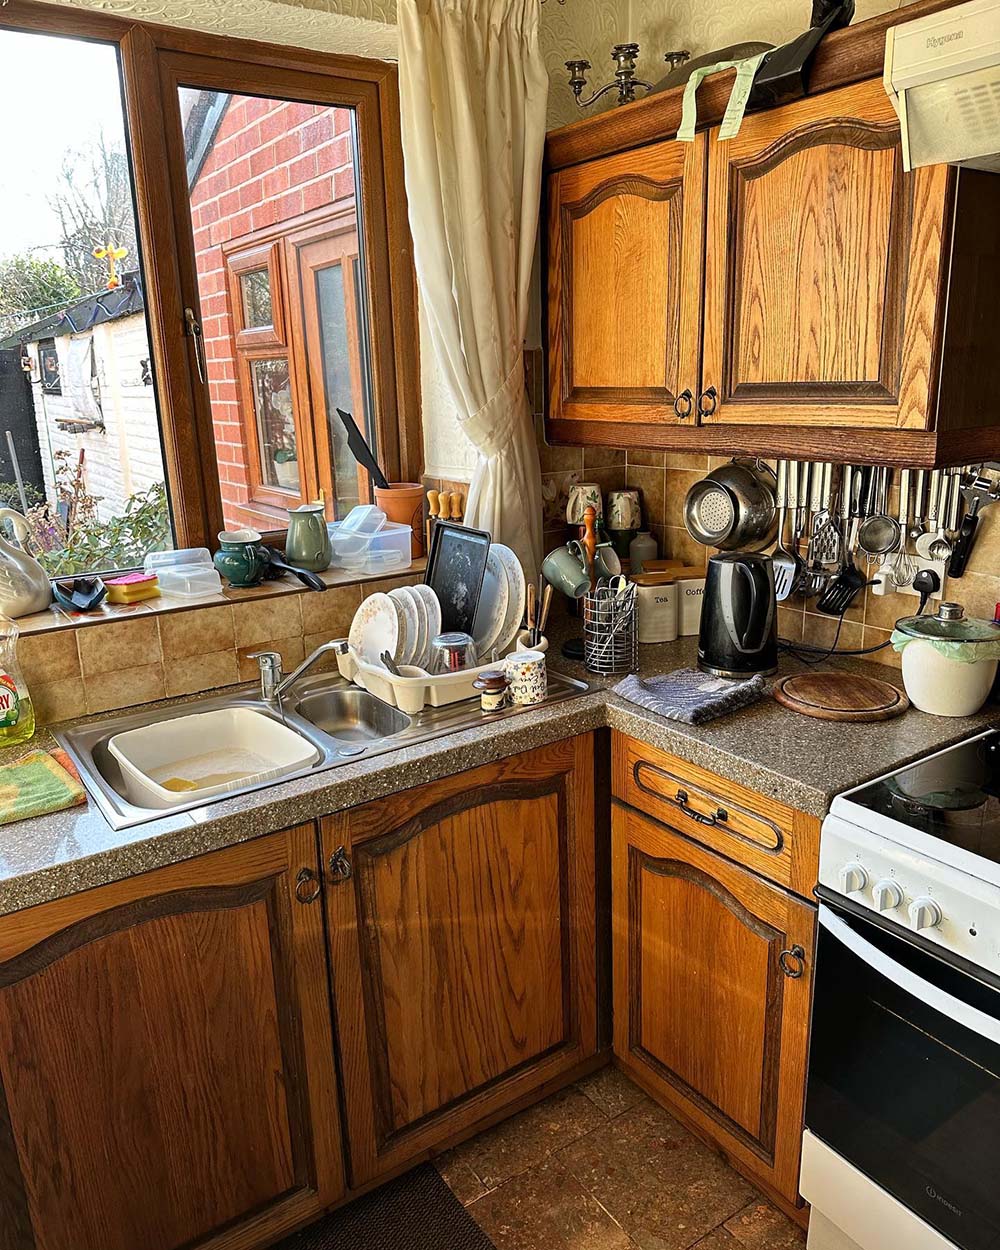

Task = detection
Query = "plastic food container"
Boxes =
[144,547,223,598]
[892,602,1000,717]
[328,518,412,574]
[108,708,319,808]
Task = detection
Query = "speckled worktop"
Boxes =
[0,627,995,919]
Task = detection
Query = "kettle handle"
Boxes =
[0,509,30,545]
[735,559,775,654]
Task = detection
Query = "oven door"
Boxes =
[806,898,1000,1250]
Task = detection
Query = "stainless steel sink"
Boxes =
[54,669,589,830]
[290,686,411,743]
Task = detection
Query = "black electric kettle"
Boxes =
[698,552,778,678]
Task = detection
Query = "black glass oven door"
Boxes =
[807,902,1000,1250]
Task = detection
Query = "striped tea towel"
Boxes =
[613,669,767,725]
[0,749,87,826]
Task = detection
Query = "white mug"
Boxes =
[504,650,547,706]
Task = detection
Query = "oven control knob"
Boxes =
[838,862,868,895]
[872,879,904,912]
[908,897,943,932]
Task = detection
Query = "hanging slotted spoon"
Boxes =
[772,460,800,602]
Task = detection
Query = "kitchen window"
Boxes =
[0,3,420,573]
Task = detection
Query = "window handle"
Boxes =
[184,306,206,385]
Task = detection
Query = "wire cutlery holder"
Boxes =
[583,584,638,675]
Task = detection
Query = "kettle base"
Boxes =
[697,659,777,680]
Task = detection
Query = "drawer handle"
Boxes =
[673,388,693,419]
[675,788,727,827]
[779,945,806,979]
[294,867,321,904]
[328,845,353,882]
[698,385,718,416]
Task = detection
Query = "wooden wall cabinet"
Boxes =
[322,736,598,1187]
[612,803,815,1211]
[0,827,344,1250]
[547,136,705,427]
[546,77,1000,465]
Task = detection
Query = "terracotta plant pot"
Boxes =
[374,482,425,557]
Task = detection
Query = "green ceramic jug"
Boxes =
[285,504,331,573]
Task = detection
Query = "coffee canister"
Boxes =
[676,572,707,636]
[633,574,679,644]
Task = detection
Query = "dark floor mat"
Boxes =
[272,1163,496,1250]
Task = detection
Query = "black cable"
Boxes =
[777,578,894,664]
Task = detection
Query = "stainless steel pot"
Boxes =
[683,459,777,551]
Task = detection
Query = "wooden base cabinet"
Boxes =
[322,736,598,1186]
[0,827,344,1250]
[612,803,815,1208]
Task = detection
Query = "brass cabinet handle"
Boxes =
[328,845,353,882]
[674,787,727,827]
[779,944,806,979]
[673,388,693,419]
[698,385,718,416]
[294,867,321,904]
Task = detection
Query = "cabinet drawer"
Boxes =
[612,734,818,898]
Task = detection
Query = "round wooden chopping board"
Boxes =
[773,672,909,721]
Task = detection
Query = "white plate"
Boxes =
[413,583,442,653]
[349,592,399,667]
[473,546,510,658]
[405,585,429,668]
[389,586,419,665]
[491,543,526,656]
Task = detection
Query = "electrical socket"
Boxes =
[871,556,947,598]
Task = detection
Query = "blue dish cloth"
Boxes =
[613,668,767,725]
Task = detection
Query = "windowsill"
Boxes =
[17,558,427,636]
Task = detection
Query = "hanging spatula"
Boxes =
[337,408,390,490]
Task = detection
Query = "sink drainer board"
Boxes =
[54,668,590,831]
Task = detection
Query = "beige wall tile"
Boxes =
[78,617,161,677]
[19,630,80,686]
[802,613,863,651]
[777,605,804,641]
[862,625,901,668]
[33,678,87,725]
[656,525,708,567]
[625,449,666,468]
[159,605,235,660]
[663,468,704,530]
[301,585,363,637]
[232,595,303,648]
[164,651,240,698]
[947,571,1000,621]
[85,664,165,714]
[624,464,665,529]
[362,574,423,598]
[583,446,625,469]
[302,633,345,674]
[237,636,305,683]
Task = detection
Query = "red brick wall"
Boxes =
[188,94,355,531]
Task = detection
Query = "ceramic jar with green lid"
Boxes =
[892,602,1000,717]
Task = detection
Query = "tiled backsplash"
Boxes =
[18,568,424,726]
[529,355,1000,670]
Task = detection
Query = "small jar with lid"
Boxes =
[473,669,509,714]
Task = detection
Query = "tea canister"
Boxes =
[632,574,678,644]
[504,650,547,706]
[473,669,509,714]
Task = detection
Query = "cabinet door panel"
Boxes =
[703,78,949,429]
[325,737,597,1185]
[0,828,343,1250]
[613,804,814,1205]
[548,137,705,426]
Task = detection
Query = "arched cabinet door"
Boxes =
[702,78,950,430]
[547,136,706,428]
[612,804,815,1208]
[323,736,598,1187]
[0,826,343,1250]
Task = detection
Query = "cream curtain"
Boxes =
[398,0,547,578]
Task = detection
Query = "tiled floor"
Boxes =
[436,1067,806,1250]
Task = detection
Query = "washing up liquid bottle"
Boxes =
[0,615,35,746]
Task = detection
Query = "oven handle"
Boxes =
[820,905,1000,1046]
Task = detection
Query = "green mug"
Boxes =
[542,540,590,599]
[213,529,266,587]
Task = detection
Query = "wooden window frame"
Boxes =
[0,0,422,554]
[227,244,285,352]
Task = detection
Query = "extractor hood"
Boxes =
[883,0,1000,171]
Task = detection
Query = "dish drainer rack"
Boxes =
[336,632,548,714]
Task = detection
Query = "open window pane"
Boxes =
[180,86,379,529]
[0,28,175,575]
